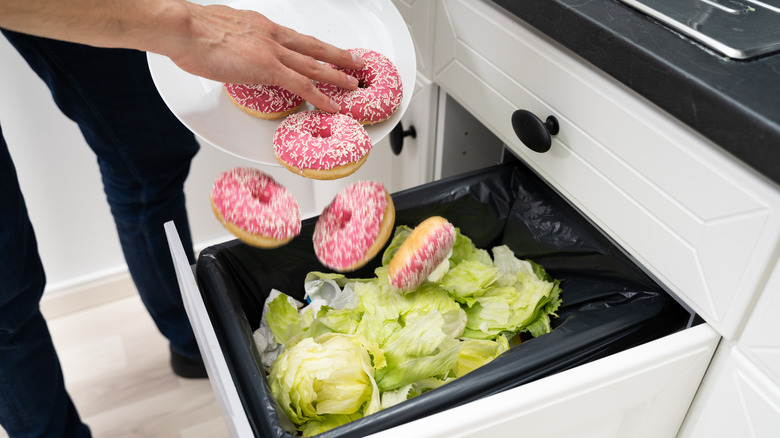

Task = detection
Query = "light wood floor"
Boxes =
[0,295,230,438]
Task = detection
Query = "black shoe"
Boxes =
[170,346,208,379]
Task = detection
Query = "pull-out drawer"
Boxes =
[169,219,719,437]
[167,160,720,437]
[433,0,780,340]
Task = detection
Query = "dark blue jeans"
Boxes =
[0,31,201,437]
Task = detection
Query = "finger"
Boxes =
[273,26,365,70]
[276,68,341,113]
[281,50,360,90]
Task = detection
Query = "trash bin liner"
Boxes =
[195,161,694,438]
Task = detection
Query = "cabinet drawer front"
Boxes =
[433,0,780,339]
[370,324,720,438]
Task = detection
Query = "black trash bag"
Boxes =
[195,161,693,438]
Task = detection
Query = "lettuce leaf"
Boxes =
[399,283,467,338]
[440,259,498,304]
[456,335,510,377]
[375,312,461,391]
[462,274,554,339]
[381,225,413,266]
[266,294,305,345]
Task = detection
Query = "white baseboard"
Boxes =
[35,242,223,322]
[40,271,137,320]
[38,240,220,320]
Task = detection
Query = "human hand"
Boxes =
[166,3,365,112]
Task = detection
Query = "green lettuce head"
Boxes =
[268,333,381,437]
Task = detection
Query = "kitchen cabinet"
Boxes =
[678,343,780,437]
[426,0,780,436]
[432,0,780,341]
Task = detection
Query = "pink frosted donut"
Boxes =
[387,216,456,291]
[224,83,303,119]
[210,167,301,248]
[273,110,372,180]
[313,181,395,272]
[316,48,403,125]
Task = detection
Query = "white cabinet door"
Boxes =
[432,0,780,341]
[680,258,780,438]
[391,0,437,80]
[679,344,780,438]
[737,258,780,386]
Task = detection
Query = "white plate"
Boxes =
[147,0,415,166]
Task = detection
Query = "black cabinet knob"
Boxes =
[511,109,559,153]
[389,122,416,156]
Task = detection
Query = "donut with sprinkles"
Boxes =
[273,110,372,180]
[387,216,456,291]
[313,181,395,272]
[316,48,403,125]
[210,167,301,248]
[224,83,303,119]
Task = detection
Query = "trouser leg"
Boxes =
[2,30,202,359]
[0,125,91,437]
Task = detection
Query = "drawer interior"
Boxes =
[195,161,697,438]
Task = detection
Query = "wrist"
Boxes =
[125,0,196,54]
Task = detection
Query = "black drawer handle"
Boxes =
[511,110,559,153]
[389,122,416,156]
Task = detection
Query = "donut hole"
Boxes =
[355,71,373,89]
[335,209,352,229]
[249,185,272,203]
[312,125,332,139]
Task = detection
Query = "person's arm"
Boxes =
[0,0,364,112]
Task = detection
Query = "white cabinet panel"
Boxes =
[368,324,719,438]
[391,0,437,80]
[680,345,780,438]
[738,259,780,386]
[388,75,438,190]
[166,223,253,438]
[432,0,780,339]
[434,94,504,179]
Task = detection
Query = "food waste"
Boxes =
[254,222,563,437]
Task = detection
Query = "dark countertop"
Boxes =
[490,0,780,187]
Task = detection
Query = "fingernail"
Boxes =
[330,99,341,112]
[352,53,366,68]
[347,75,359,88]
